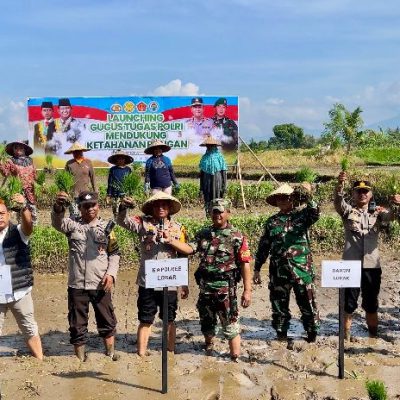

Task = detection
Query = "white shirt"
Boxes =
[0,225,31,304]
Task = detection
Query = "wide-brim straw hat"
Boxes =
[199,135,221,147]
[141,192,181,216]
[266,183,294,207]
[64,141,90,154]
[144,139,171,155]
[107,150,133,165]
[5,141,33,156]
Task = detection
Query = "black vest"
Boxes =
[2,224,33,291]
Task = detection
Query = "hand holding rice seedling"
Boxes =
[340,157,350,172]
[54,170,75,194]
[0,176,24,210]
[119,171,141,196]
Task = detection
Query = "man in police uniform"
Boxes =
[52,191,120,361]
[116,192,189,357]
[253,183,320,343]
[170,198,252,362]
[335,172,400,339]
[211,98,238,152]
[184,97,214,147]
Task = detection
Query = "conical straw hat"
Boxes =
[5,141,33,156]
[64,141,90,154]
[266,183,294,207]
[141,192,181,216]
[107,150,133,165]
[199,135,221,147]
[144,140,171,155]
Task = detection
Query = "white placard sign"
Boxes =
[0,265,13,295]
[145,258,188,289]
[321,260,361,288]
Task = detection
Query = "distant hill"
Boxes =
[368,115,400,131]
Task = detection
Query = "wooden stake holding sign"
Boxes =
[145,258,189,394]
[321,260,361,379]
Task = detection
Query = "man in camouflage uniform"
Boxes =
[176,199,252,361]
[211,97,238,152]
[253,183,320,342]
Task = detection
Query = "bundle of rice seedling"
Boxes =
[0,144,9,163]
[45,153,54,171]
[340,157,350,171]
[119,171,141,196]
[0,176,24,209]
[365,379,388,400]
[295,166,317,183]
[54,170,75,194]
[36,170,46,186]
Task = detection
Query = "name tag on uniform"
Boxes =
[0,265,13,295]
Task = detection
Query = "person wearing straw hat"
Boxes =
[335,172,400,340]
[0,141,38,223]
[52,190,120,361]
[199,135,227,216]
[144,139,179,195]
[64,142,97,220]
[253,182,320,343]
[106,150,133,219]
[116,192,189,356]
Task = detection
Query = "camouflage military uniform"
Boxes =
[190,224,251,340]
[254,200,320,336]
[212,116,238,151]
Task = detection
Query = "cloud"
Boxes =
[0,100,28,142]
[150,79,200,96]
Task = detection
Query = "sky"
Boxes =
[1,0,400,142]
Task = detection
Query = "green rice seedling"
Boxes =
[340,157,350,171]
[0,144,9,162]
[45,153,54,171]
[54,170,75,194]
[1,176,24,210]
[365,379,388,400]
[119,171,141,196]
[36,170,46,186]
[295,167,318,183]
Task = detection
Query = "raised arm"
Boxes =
[51,192,79,234]
[334,171,352,217]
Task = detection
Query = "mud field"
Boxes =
[1,251,400,400]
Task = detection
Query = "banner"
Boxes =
[27,96,239,168]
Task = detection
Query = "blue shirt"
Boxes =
[145,155,177,189]
[107,166,132,197]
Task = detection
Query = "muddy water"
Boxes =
[1,258,400,400]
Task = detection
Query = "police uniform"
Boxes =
[190,199,251,340]
[116,193,187,324]
[334,180,397,318]
[254,185,320,339]
[51,192,120,346]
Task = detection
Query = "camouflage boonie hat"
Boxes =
[210,198,231,212]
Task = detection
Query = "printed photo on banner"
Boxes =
[27,96,239,168]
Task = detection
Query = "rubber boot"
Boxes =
[105,342,120,361]
[366,312,378,338]
[344,313,352,341]
[74,345,87,362]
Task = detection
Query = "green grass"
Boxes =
[355,147,400,165]
[365,379,388,400]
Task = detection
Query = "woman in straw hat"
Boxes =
[106,150,133,218]
[199,135,227,216]
[64,142,96,219]
[144,139,179,195]
[116,192,189,356]
[253,182,320,343]
[0,141,38,222]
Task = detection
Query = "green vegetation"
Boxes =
[365,379,388,400]
[0,176,23,208]
[295,167,318,183]
[54,170,75,194]
[355,147,400,165]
